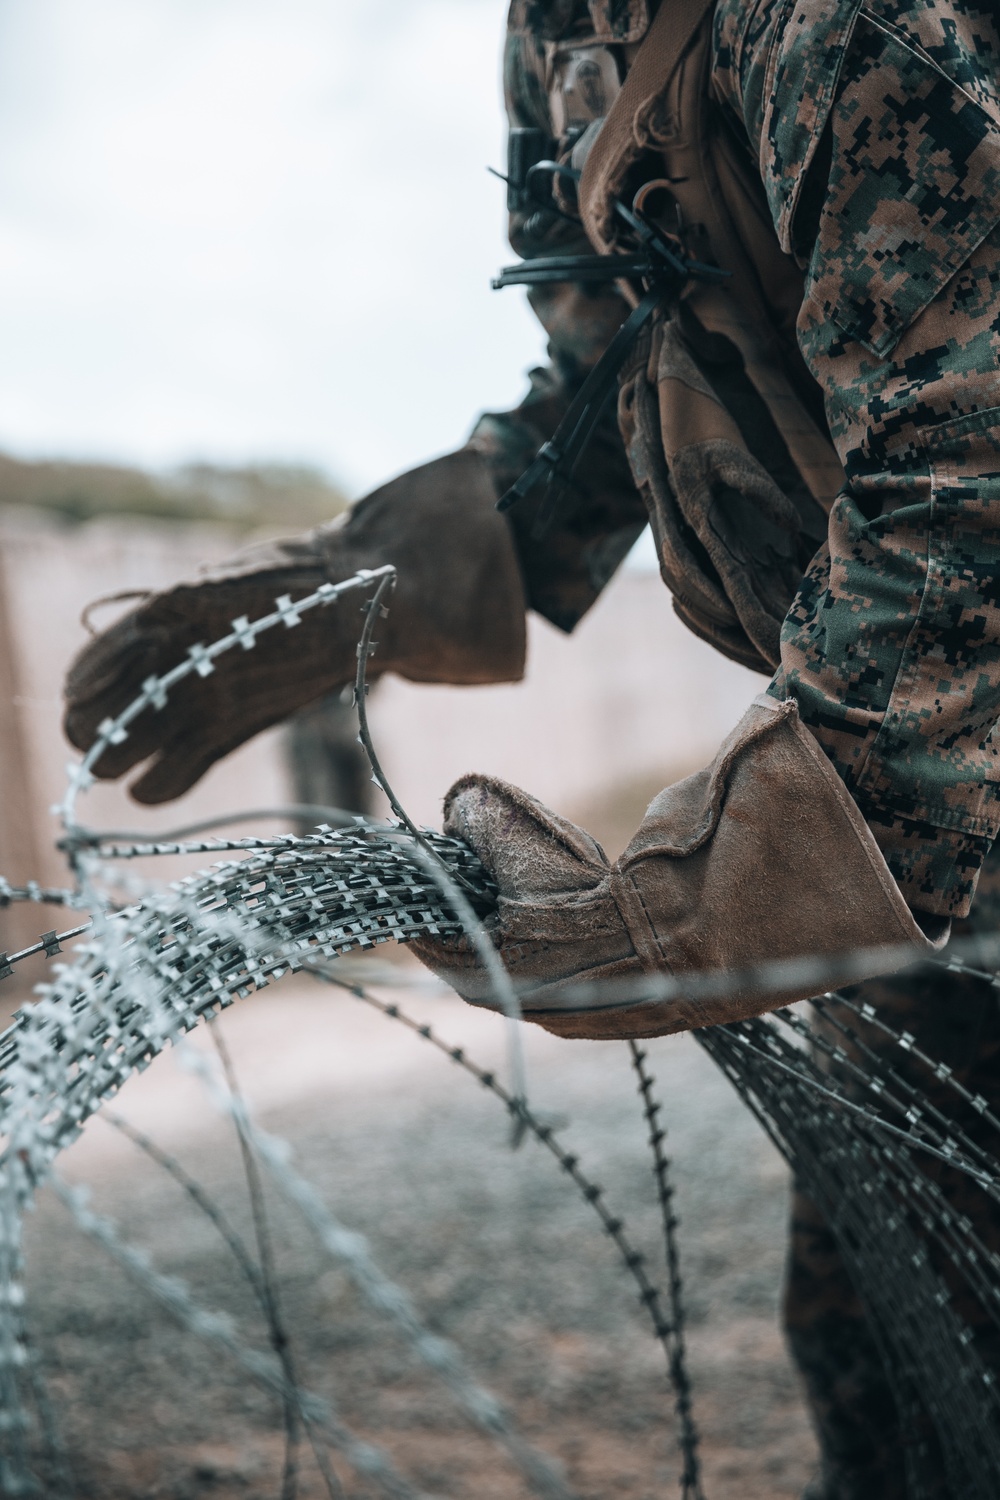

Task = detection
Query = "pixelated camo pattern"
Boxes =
[506,0,651,43]
[492,0,1000,916]
[488,12,1000,1468]
[711,0,1000,915]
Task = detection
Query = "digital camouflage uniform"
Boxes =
[467,2,1000,1494]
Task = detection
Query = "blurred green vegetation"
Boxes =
[0,453,349,530]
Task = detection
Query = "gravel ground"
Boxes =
[17,964,820,1499]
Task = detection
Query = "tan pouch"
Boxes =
[579,0,844,672]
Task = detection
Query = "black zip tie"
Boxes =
[492,174,730,536]
[496,284,664,536]
[492,252,659,289]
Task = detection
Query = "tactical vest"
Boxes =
[570,0,845,673]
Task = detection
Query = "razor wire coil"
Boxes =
[0,566,997,1497]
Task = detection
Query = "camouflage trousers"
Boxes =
[784,889,1000,1499]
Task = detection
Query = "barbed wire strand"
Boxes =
[3,828,995,1494]
[350,571,532,1145]
[696,1018,1000,1498]
[315,974,686,1378]
[49,1176,425,1500]
[209,1021,302,1500]
[628,1042,702,1500]
[0,565,998,1493]
[177,1037,578,1500]
[1,822,995,1488]
[99,1109,344,1499]
[57,567,397,837]
[18,1320,72,1500]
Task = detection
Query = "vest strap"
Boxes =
[579,0,716,257]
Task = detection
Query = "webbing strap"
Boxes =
[579,0,716,256]
[578,0,845,514]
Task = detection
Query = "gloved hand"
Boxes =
[63,449,526,803]
[410,696,945,1040]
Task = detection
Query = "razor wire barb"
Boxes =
[0,563,998,1496]
[0,568,634,1499]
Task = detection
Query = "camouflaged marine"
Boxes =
[63,1,1000,1494]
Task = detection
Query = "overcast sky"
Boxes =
[0,0,550,496]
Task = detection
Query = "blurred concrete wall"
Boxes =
[0,511,289,954]
[0,511,762,949]
[369,570,762,844]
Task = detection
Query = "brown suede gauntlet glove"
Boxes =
[63,450,526,803]
[410,696,946,1040]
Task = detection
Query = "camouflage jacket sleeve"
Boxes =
[714,0,1000,916]
[466,17,648,635]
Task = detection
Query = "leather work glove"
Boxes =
[63,450,526,803]
[410,696,945,1040]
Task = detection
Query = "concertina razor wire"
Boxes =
[0,566,997,1496]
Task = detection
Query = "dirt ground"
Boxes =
[16,962,820,1499]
